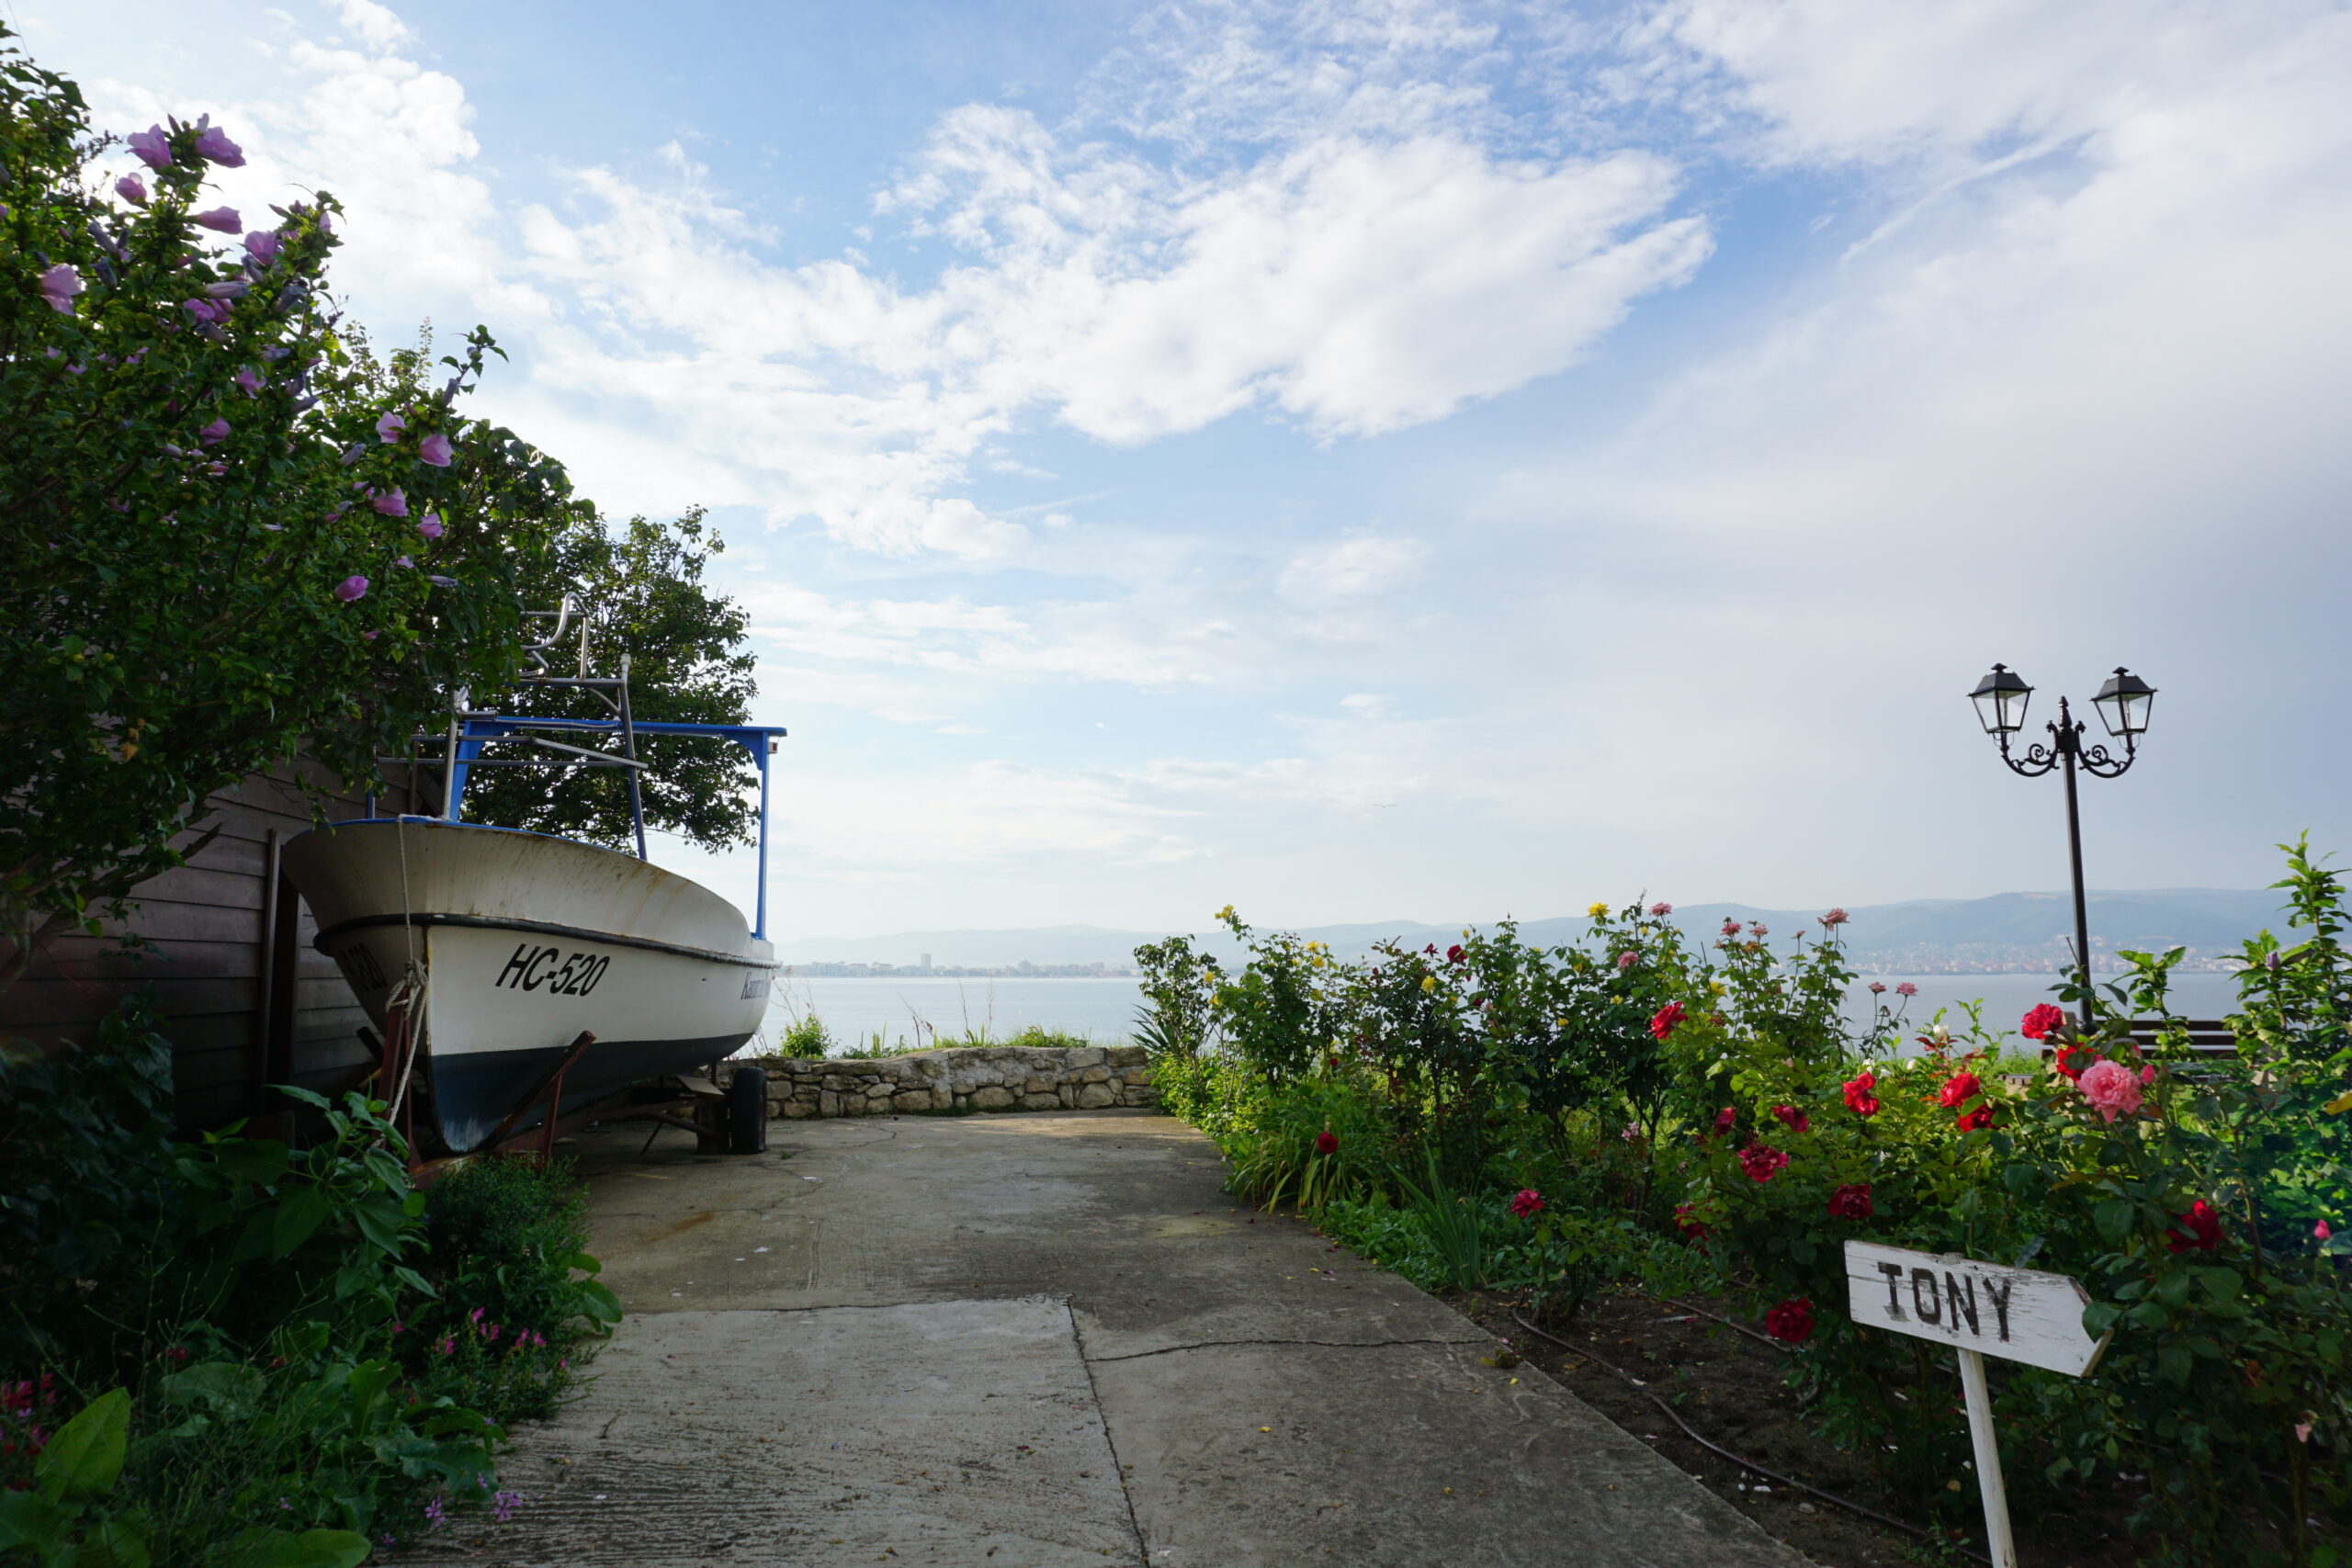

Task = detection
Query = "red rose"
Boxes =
[1314,1130,1338,1156]
[1673,1204,1712,1242]
[1842,1072,1879,1117]
[1957,1103,1995,1132]
[2166,1199,2224,1253]
[1826,1183,1873,1220]
[1737,1142,1790,1183]
[1938,1071,1982,1109]
[2020,1004,2068,1042]
[1764,1298,1815,1343]
[1771,1104,1808,1135]
[1649,1001,1688,1041]
[1710,1106,1736,1139]
[2050,1043,2098,1081]
[1446,944,1465,964]
[1510,1188,1545,1219]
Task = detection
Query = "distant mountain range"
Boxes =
[774,887,2290,975]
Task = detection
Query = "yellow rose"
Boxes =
[1421,976,1438,993]
[1709,982,1725,998]
[1587,901,1609,919]
[1216,904,1237,922]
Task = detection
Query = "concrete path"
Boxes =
[425,1111,1810,1567]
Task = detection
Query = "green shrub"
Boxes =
[0,996,614,1558]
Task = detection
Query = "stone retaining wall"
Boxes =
[741,1045,1155,1119]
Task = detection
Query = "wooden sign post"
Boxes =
[1844,1241,2112,1568]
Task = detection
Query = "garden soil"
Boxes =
[1453,1291,2151,1568]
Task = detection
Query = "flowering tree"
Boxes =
[0,32,571,987]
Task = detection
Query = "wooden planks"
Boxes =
[0,762,417,1128]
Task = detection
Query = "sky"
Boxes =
[22,0,2352,940]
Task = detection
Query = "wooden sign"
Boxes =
[1843,1239,2110,1377]
[1843,1240,2111,1568]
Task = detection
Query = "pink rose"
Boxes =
[2076,1058,2143,1122]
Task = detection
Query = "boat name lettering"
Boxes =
[494,942,611,997]
[334,943,388,995]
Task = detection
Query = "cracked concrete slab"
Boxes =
[408,1299,1138,1567]
[430,1111,1808,1566]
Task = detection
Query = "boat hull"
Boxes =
[282,818,773,1152]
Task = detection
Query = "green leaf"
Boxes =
[0,1488,65,1551]
[37,1387,130,1503]
[212,1528,372,1568]
[577,1280,623,1326]
[2093,1200,2134,1242]
[2157,1344,2194,1385]
[2083,1302,2123,1336]
[83,1511,154,1568]
[270,1186,334,1258]
[351,1193,409,1257]
[158,1362,263,1412]
[272,1085,332,1111]
[361,1147,410,1193]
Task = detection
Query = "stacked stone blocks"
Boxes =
[745,1044,1155,1119]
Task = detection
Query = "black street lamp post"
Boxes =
[1969,664,2158,1028]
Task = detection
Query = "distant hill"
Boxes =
[775,888,2288,974]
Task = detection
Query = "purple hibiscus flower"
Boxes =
[193,123,246,167]
[127,126,174,170]
[37,265,83,315]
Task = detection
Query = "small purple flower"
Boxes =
[192,206,242,233]
[204,280,249,300]
[417,513,445,540]
[435,1335,454,1355]
[424,1495,447,1528]
[235,367,264,394]
[418,432,453,467]
[428,574,458,587]
[492,1490,521,1525]
[376,412,406,444]
[193,124,246,167]
[127,126,173,170]
[339,444,366,467]
[243,230,282,265]
[198,417,231,446]
[116,174,149,206]
[182,298,230,325]
[334,574,368,602]
[394,555,414,569]
[371,489,408,516]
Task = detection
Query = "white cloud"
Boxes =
[1279,534,1428,604]
[77,1,1712,556]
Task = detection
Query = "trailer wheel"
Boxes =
[727,1066,769,1154]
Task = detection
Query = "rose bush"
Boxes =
[1145,844,2352,1562]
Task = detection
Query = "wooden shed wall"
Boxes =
[0,764,418,1128]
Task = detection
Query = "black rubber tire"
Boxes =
[726,1066,768,1154]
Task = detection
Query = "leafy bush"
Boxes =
[0,997,614,1559]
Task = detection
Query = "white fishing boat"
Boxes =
[280,601,784,1154]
